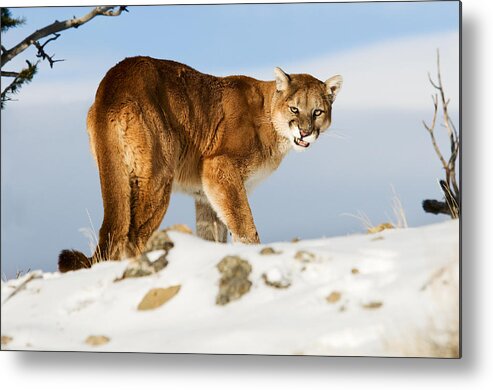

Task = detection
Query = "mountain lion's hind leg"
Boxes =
[126,176,173,257]
[195,199,228,243]
[125,106,176,257]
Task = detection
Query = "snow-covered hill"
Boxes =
[1,220,459,357]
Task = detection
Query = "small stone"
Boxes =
[166,224,193,235]
[362,301,383,309]
[326,291,342,303]
[262,268,291,289]
[1,335,13,345]
[294,250,316,263]
[85,335,110,346]
[144,230,174,252]
[216,256,252,305]
[351,268,360,275]
[115,254,168,281]
[152,254,169,271]
[259,247,281,255]
[137,285,181,311]
[119,256,154,279]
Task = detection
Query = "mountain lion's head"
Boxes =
[271,67,343,152]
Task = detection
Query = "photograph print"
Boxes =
[1,1,460,357]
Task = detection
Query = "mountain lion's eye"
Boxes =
[313,109,323,117]
[290,106,299,114]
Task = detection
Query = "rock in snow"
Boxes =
[1,220,459,357]
[216,256,252,305]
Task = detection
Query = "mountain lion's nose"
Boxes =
[299,129,312,137]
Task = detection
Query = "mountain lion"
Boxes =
[58,57,343,272]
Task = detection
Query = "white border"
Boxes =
[2,0,493,389]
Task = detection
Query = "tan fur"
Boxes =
[59,56,342,271]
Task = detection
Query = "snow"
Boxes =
[1,220,459,357]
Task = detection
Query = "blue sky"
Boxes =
[1,2,460,278]
[2,2,459,74]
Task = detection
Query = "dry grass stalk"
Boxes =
[389,185,408,228]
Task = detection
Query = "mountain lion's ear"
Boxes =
[274,67,291,92]
[325,75,343,100]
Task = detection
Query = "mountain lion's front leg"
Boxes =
[201,156,260,244]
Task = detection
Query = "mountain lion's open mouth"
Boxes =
[294,137,310,148]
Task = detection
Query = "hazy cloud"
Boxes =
[229,31,459,111]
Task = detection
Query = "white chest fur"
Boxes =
[245,165,276,193]
[244,139,291,193]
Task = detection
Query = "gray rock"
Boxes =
[216,256,252,305]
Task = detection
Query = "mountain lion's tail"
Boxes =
[58,250,93,273]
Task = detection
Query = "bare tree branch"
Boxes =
[423,94,448,170]
[1,71,19,77]
[1,6,127,108]
[32,33,65,68]
[1,6,127,66]
[422,49,460,219]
